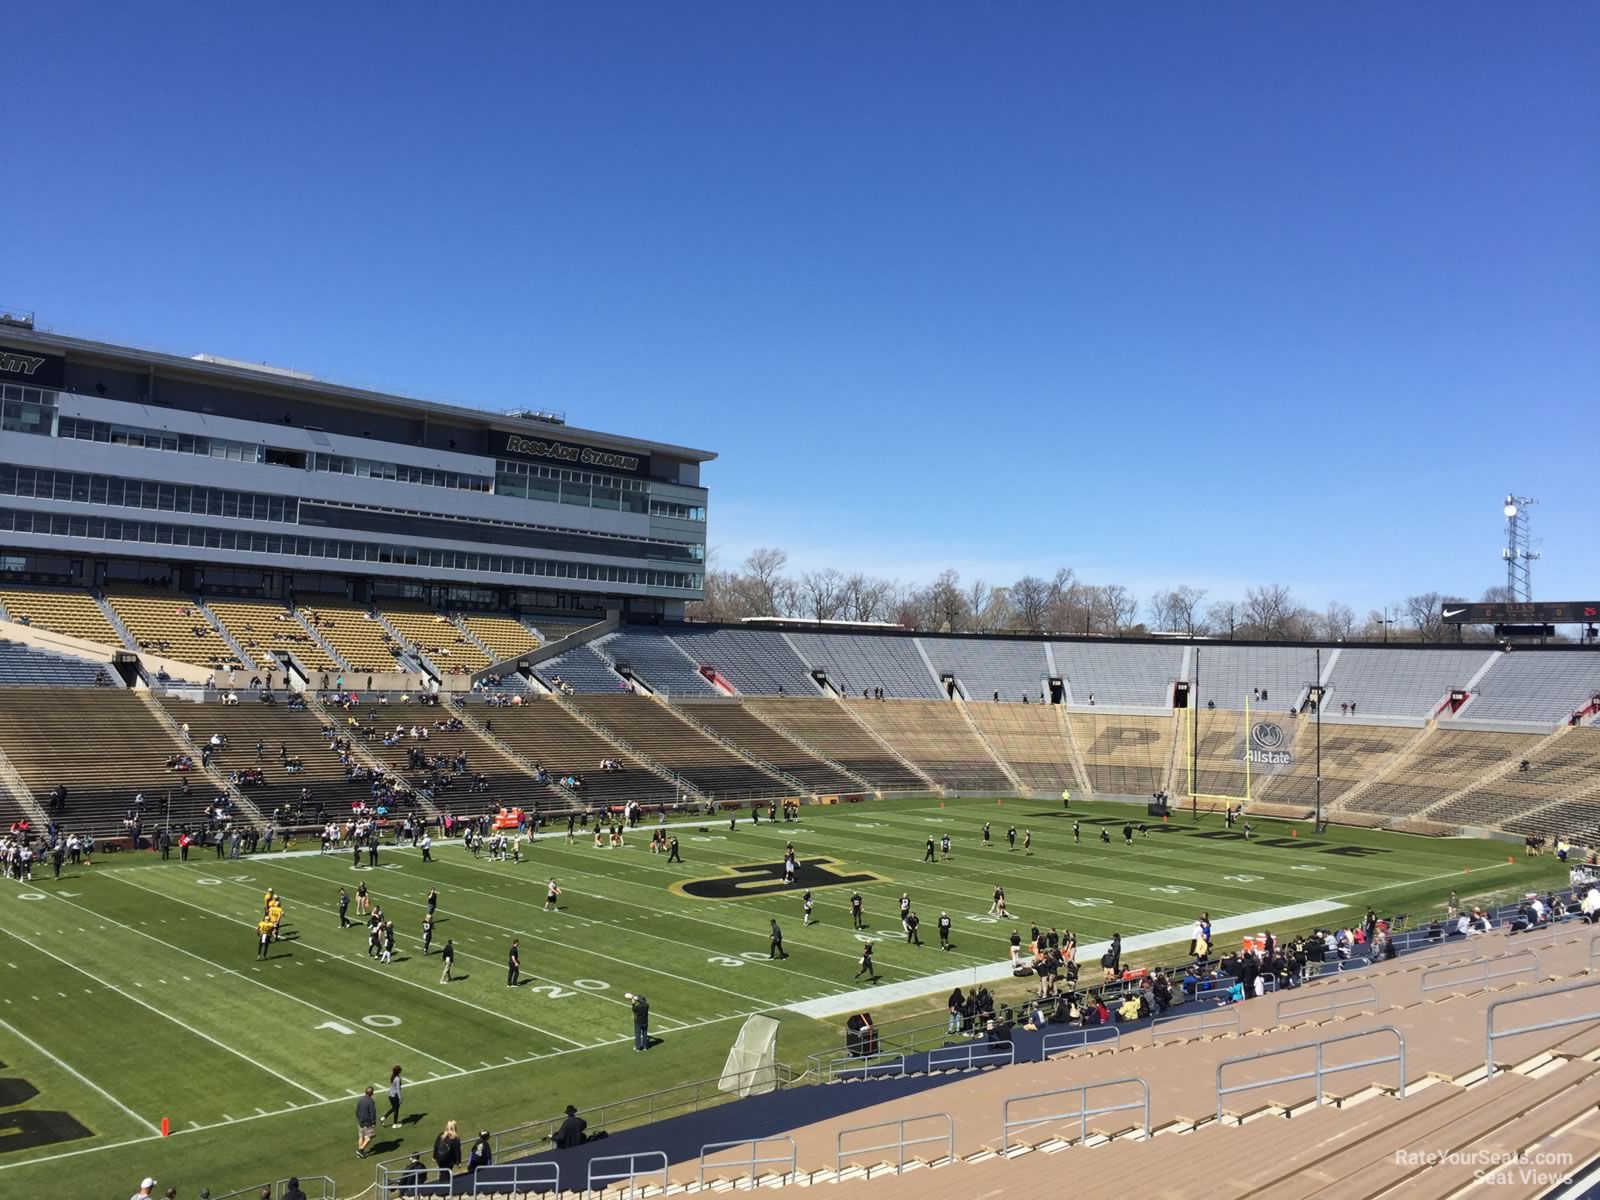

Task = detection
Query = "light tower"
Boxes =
[1502,494,1538,602]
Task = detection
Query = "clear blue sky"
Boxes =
[9,3,1597,614]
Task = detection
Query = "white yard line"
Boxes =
[112,870,593,1049]
[98,874,463,1072]
[253,856,787,1015]
[0,1005,763,1174]
[0,926,329,1103]
[0,1014,161,1135]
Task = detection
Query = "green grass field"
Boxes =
[0,797,1568,1198]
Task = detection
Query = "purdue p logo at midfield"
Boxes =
[672,856,888,901]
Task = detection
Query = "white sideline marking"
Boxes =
[0,1014,160,1135]
[785,898,1345,1018]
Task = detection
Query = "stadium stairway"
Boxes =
[952,695,1028,793]
[739,697,932,792]
[0,741,46,827]
[672,699,867,794]
[572,694,793,800]
[846,699,1012,792]
[302,691,441,822]
[139,691,265,829]
[0,689,223,836]
[459,923,1600,1198]
[491,694,690,808]
[440,697,584,816]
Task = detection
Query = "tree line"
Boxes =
[687,548,1507,643]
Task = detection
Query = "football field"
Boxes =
[0,797,1567,1198]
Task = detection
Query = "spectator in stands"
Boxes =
[1582,885,1600,923]
[466,1128,493,1171]
[553,1104,600,1149]
[280,1180,307,1200]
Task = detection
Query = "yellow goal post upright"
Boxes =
[1180,695,1254,816]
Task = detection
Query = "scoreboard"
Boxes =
[1441,601,1600,624]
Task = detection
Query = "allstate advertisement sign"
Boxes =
[1239,720,1293,772]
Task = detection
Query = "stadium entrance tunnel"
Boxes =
[672,855,890,900]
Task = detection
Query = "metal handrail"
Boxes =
[1195,975,1242,1002]
[1215,1026,1405,1122]
[927,1041,1015,1073]
[587,1151,668,1198]
[372,1062,793,1190]
[1277,982,1379,1022]
[1040,1026,1121,1059]
[1420,949,1542,997]
[827,1052,906,1082]
[469,1162,559,1196]
[1002,1076,1151,1150]
[375,1163,449,1199]
[1485,978,1600,1078]
[1151,1007,1240,1044]
[210,1177,335,1200]
[698,1136,796,1186]
[835,1113,954,1173]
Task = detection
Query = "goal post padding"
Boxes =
[719,1014,780,1098]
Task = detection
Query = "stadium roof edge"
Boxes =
[3,325,718,464]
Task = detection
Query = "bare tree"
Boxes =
[840,573,889,623]
[924,569,968,632]
[1404,592,1469,643]
[742,548,790,618]
[800,568,845,622]
[1010,575,1050,634]
[1207,599,1241,640]
[966,578,997,629]
[1319,601,1356,641]
[1147,591,1178,632]
[1243,584,1296,639]
[884,580,925,629]
[1098,584,1140,634]
[1148,585,1207,634]
[1171,585,1207,635]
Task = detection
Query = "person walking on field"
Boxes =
[439,938,455,983]
[355,1086,378,1158]
[855,942,878,981]
[769,919,787,960]
[507,940,521,987]
[383,1065,404,1128]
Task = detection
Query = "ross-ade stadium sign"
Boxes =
[504,435,640,473]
